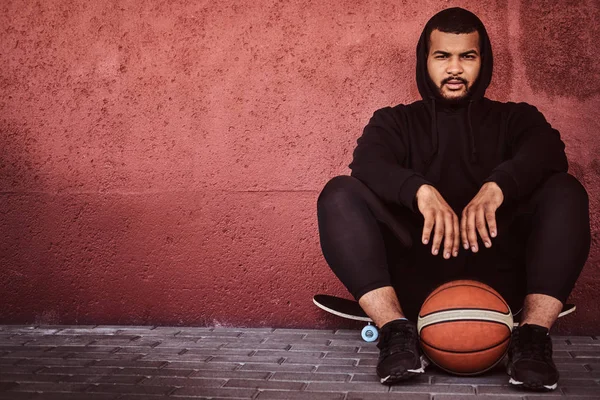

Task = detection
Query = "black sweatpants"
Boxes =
[316,173,590,322]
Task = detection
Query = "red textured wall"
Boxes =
[1,0,598,334]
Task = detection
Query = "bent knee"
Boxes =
[540,173,589,205]
[317,175,367,208]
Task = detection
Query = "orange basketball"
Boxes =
[417,280,513,375]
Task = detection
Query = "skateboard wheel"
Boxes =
[361,325,378,342]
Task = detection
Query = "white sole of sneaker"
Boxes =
[509,377,558,390]
[380,355,429,383]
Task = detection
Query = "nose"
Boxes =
[446,56,463,75]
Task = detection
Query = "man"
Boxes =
[317,7,590,391]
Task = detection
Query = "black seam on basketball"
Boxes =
[421,283,510,312]
[419,307,512,318]
[420,334,510,354]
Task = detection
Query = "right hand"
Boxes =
[415,185,460,259]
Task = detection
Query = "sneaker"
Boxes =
[506,323,559,391]
[376,319,428,384]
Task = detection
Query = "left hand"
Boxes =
[461,182,504,252]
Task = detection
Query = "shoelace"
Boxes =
[513,328,552,362]
[378,324,417,356]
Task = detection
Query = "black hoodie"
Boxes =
[349,13,568,216]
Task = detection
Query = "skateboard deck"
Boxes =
[314,294,576,342]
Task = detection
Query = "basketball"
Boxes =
[417,280,513,375]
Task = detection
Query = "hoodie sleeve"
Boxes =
[349,107,431,213]
[484,103,568,203]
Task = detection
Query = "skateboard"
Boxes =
[313,294,576,342]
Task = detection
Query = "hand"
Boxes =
[460,182,504,252]
[416,185,460,259]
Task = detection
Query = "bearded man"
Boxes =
[317,7,590,391]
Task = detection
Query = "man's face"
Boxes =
[427,29,481,102]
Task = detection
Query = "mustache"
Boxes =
[442,77,468,85]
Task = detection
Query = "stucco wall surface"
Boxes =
[1,0,598,334]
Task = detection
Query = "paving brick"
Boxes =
[178,348,254,356]
[268,336,327,344]
[210,355,284,363]
[111,367,193,377]
[352,373,431,385]
[165,361,241,371]
[285,356,355,366]
[137,353,210,362]
[390,384,475,394]
[0,366,43,374]
[559,378,599,386]
[48,346,120,353]
[86,383,173,395]
[306,382,388,392]
[0,382,19,391]
[0,327,60,335]
[0,373,63,383]
[114,347,182,355]
[91,359,167,368]
[434,396,522,400]
[273,329,335,334]
[224,379,305,390]
[23,337,95,346]
[61,374,145,384]
[478,385,562,395]
[56,328,123,335]
[432,373,508,385]
[239,363,315,372]
[140,376,227,387]
[289,344,358,352]
[154,340,221,349]
[66,352,144,360]
[566,337,598,343]
[0,393,36,400]
[7,382,91,392]
[190,370,269,379]
[17,358,94,366]
[561,386,600,396]
[315,365,374,374]
[270,372,349,382]
[257,391,345,399]
[571,351,600,359]
[94,338,159,347]
[556,363,588,372]
[24,394,119,400]
[324,351,376,359]
[254,350,322,358]
[37,366,118,375]
[347,394,431,400]
[172,387,258,398]
[222,342,290,350]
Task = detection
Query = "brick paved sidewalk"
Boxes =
[0,325,599,399]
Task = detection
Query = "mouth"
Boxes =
[445,81,465,90]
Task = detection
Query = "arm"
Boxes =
[349,107,430,213]
[484,103,568,204]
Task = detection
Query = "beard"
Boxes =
[437,76,471,104]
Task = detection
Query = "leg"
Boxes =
[359,286,406,328]
[317,175,414,325]
[317,176,426,383]
[520,173,590,327]
[506,173,590,391]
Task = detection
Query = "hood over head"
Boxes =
[415,7,494,163]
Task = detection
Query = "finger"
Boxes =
[476,207,491,248]
[460,209,469,250]
[431,214,444,256]
[466,207,478,252]
[421,210,434,245]
[443,211,454,259]
[486,208,498,238]
[452,214,460,257]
